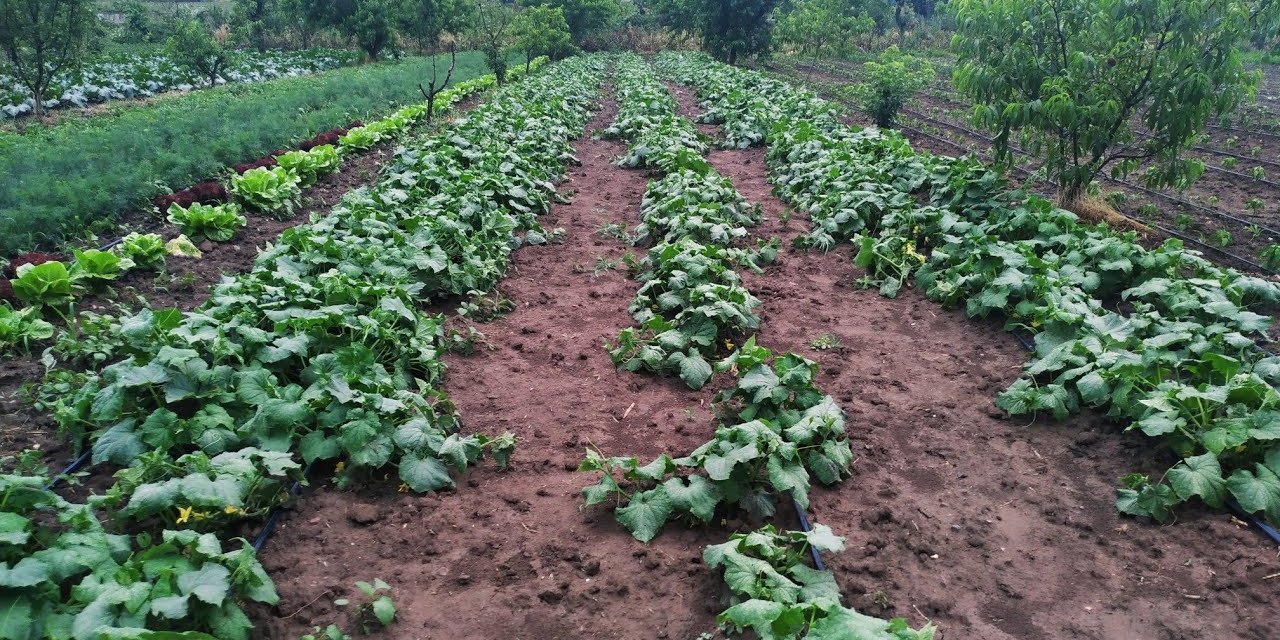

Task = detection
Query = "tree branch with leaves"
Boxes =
[0,0,93,118]
[952,0,1280,207]
[470,0,513,84]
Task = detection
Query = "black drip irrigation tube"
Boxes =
[1198,146,1280,173]
[1127,130,1280,174]
[904,106,1280,239]
[1209,123,1280,142]
[791,497,827,570]
[42,449,91,491]
[253,465,312,552]
[895,113,1280,275]
[797,58,1280,173]
[901,105,1280,227]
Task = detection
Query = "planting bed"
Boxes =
[0,143,395,460]
[1,55,1278,640]
[774,59,1280,274]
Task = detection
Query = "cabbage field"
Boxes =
[0,43,1278,640]
[1,48,355,118]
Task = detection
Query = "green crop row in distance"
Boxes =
[0,50,518,258]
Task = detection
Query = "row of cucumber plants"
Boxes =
[582,340,932,639]
[0,60,549,358]
[583,56,934,640]
[0,56,603,639]
[602,54,773,390]
[656,51,1280,527]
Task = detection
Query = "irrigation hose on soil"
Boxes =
[792,497,827,570]
[253,466,311,553]
[43,449,91,491]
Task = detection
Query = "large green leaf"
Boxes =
[662,475,722,522]
[1226,459,1280,523]
[177,564,231,606]
[0,557,49,588]
[615,487,673,542]
[1167,453,1226,508]
[399,455,454,493]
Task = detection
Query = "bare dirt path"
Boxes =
[255,90,730,640]
[668,82,1280,640]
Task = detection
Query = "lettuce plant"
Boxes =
[11,260,73,308]
[119,232,167,270]
[229,166,302,218]
[69,248,134,288]
[276,145,342,187]
[0,303,55,352]
[167,202,248,242]
[338,126,380,150]
[166,234,204,258]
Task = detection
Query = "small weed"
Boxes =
[0,450,45,475]
[1262,243,1280,269]
[153,270,196,293]
[458,289,515,322]
[299,625,350,640]
[1103,191,1127,209]
[596,221,636,244]
[334,579,395,634]
[445,325,489,355]
[592,256,621,276]
[870,589,891,610]
[808,333,841,350]
[621,251,644,276]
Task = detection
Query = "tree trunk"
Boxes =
[896,1,907,49]
[31,84,44,118]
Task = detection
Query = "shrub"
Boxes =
[850,46,934,128]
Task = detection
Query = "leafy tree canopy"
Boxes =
[952,0,1280,205]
